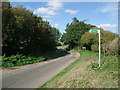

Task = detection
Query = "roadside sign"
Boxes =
[89,30,98,33]
[89,29,101,67]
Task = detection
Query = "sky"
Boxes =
[11,1,118,34]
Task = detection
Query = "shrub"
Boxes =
[101,38,119,55]
[91,44,99,52]
[2,54,46,68]
[80,30,118,52]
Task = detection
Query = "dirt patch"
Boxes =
[7,67,19,70]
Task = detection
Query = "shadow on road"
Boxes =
[28,49,70,61]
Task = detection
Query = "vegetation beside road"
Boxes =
[58,14,119,88]
[61,18,119,55]
[2,49,68,68]
[2,2,63,68]
[40,50,118,88]
[2,2,119,88]
[2,2,61,56]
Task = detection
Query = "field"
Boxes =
[40,50,118,88]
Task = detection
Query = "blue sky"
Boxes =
[11,1,118,34]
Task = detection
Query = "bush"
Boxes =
[91,44,99,52]
[2,54,46,68]
[101,38,119,55]
[80,30,118,52]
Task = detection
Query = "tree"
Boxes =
[2,2,15,55]
[2,2,58,56]
[50,27,61,41]
[32,19,56,52]
[64,17,96,49]
[2,2,12,26]
[61,33,67,44]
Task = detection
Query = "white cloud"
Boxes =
[33,0,63,16]
[52,24,59,27]
[47,0,63,11]
[33,7,56,15]
[65,9,79,15]
[96,24,117,29]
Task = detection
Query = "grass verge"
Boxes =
[39,50,118,88]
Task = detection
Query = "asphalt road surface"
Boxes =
[2,50,80,88]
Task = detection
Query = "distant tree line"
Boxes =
[61,18,119,55]
[2,2,61,56]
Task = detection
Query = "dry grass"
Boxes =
[40,50,118,88]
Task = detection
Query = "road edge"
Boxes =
[39,51,80,88]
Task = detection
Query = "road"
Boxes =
[2,49,80,88]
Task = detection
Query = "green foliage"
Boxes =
[91,62,99,70]
[91,54,118,72]
[91,44,99,52]
[101,55,118,71]
[74,50,118,71]
[2,2,61,56]
[2,54,46,68]
[2,49,68,68]
[2,2,12,26]
[77,50,118,79]
[40,50,118,88]
[50,27,61,41]
[60,33,68,45]
[63,17,96,49]
[81,29,118,54]
[81,32,98,50]
[101,38,119,55]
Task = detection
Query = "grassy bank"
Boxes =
[2,49,68,68]
[40,50,118,88]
